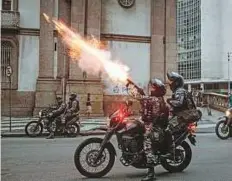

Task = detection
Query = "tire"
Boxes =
[161,141,192,173]
[67,123,80,137]
[74,137,115,178]
[215,120,230,140]
[25,121,43,137]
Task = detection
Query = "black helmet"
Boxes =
[150,78,166,97]
[69,93,77,101]
[167,72,184,91]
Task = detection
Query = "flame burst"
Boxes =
[43,13,129,83]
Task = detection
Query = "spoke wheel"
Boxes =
[161,141,192,173]
[66,123,80,137]
[25,121,43,137]
[74,138,115,178]
[215,120,230,140]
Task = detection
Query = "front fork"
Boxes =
[95,130,114,162]
[225,117,231,127]
[33,118,42,132]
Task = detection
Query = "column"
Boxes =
[39,0,54,78]
[69,0,86,80]
[34,0,60,115]
[57,0,71,78]
[86,0,101,80]
[150,0,165,81]
[165,0,177,76]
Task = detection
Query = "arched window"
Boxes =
[1,39,18,89]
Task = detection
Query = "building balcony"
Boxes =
[1,10,20,29]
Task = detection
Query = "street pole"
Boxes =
[228,52,231,107]
[6,65,13,132]
[9,76,12,132]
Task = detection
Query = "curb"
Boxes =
[2,129,215,138]
[1,131,106,138]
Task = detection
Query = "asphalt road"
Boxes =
[1,134,232,181]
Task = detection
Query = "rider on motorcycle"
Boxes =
[63,93,80,128]
[164,72,199,157]
[141,78,168,181]
[46,96,66,139]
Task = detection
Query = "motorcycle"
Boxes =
[25,106,80,137]
[73,79,199,178]
[215,108,232,139]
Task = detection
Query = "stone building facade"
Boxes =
[1,0,176,117]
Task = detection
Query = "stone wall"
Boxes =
[1,90,35,117]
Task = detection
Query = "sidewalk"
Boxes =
[1,108,225,137]
[198,107,224,123]
[1,117,108,137]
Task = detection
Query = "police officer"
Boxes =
[164,72,196,157]
[46,97,66,139]
[141,78,168,181]
[63,93,80,128]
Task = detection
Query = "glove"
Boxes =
[167,98,172,104]
[48,112,53,117]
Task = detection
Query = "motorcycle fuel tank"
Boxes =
[118,119,145,135]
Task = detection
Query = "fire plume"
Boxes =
[43,13,129,83]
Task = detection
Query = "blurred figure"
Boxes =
[86,93,92,118]
[46,96,66,139]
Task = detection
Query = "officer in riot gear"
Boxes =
[141,78,168,181]
[46,97,66,139]
[164,72,198,157]
[63,93,80,127]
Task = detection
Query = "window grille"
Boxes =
[2,0,12,10]
[1,41,12,83]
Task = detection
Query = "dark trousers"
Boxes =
[63,113,76,127]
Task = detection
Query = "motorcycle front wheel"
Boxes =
[161,141,192,172]
[25,121,43,137]
[74,137,115,178]
[215,120,230,140]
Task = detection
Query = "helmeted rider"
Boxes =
[63,93,80,127]
[141,78,168,181]
[46,96,66,139]
[164,72,199,157]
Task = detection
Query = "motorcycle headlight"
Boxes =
[225,110,232,118]
[38,111,42,117]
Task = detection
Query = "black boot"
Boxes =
[141,167,156,181]
[161,132,175,158]
[46,132,54,139]
[161,145,175,159]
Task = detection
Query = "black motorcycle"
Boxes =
[25,107,80,137]
[73,79,199,178]
[215,108,232,139]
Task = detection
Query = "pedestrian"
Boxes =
[86,93,92,118]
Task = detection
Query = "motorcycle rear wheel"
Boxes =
[66,123,80,137]
[74,137,115,178]
[161,141,192,173]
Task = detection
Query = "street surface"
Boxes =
[1,134,232,181]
